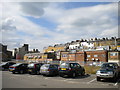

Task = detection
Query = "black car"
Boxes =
[40,64,59,76]
[28,63,43,75]
[0,62,16,71]
[96,62,120,81]
[59,62,85,78]
[9,63,28,74]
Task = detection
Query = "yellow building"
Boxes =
[94,38,120,50]
[24,52,56,62]
[44,45,65,53]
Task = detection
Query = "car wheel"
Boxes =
[36,71,40,75]
[12,71,15,74]
[112,75,117,82]
[20,70,24,74]
[72,72,76,78]
[81,71,85,76]
[59,74,64,77]
[97,77,101,81]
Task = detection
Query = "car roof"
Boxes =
[61,62,79,64]
[103,62,118,64]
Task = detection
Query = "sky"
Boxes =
[0,2,118,51]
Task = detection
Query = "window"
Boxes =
[62,54,67,57]
[70,63,81,68]
[110,52,117,56]
[69,55,75,57]
[87,55,91,57]
[94,55,98,57]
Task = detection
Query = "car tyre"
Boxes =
[72,72,76,78]
[20,70,24,74]
[81,70,85,76]
[59,74,64,77]
[36,71,40,75]
[112,75,117,82]
[12,71,15,74]
[97,77,101,81]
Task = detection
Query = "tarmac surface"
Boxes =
[1,71,120,89]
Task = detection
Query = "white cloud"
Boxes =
[1,2,118,51]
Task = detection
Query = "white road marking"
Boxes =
[44,77,48,79]
[114,79,120,86]
[67,81,79,83]
[87,78,96,84]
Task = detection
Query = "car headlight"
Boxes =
[96,70,100,74]
[107,71,113,75]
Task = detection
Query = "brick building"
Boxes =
[0,43,12,62]
[24,52,56,62]
[16,44,29,60]
[108,51,120,63]
[85,50,108,62]
[76,51,86,62]
[61,50,108,63]
[61,51,69,61]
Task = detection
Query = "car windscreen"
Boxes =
[28,64,34,67]
[12,63,22,67]
[60,63,69,68]
[41,64,50,68]
[101,63,115,69]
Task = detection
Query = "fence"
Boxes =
[20,60,105,66]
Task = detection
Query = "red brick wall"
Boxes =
[68,53,76,61]
[61,52,69,61]
[76,51,85,62]
[86,50,108,62]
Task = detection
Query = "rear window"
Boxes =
[28,64,34,67]
[60,63,69,68]
[101,63,115,68]
[70,63,80,68]
[42,64,50,68]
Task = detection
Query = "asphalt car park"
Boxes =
[2,71,120,88]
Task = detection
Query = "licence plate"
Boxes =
[42,69,47,72]
[10,69,13,71]
[61,68,66,70]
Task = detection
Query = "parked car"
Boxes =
[96,62,120,81]
[28,63,43,75]
[40,64,59,76]
[0,62,16,71]
[59,62,85,78]
[9,63,28,74]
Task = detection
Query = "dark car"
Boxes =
[59,62,85,78]
[0,62,16,71]
[28,63,43,75]
[9,63,28,74]
[96,62,120,81]
[40,64,59,76]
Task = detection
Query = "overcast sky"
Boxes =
[0,2,118,51]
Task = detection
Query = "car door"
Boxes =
[76,63,83,74]
[20,64,27,71]
[24,64,28,71]
[114,63,120,77]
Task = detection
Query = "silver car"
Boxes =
[40,64,59,76]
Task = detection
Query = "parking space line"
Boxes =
[87,78,96,84]
[114,79,120,86]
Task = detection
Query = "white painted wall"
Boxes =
[69,43,80,49]
[80,42,94,48]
